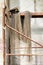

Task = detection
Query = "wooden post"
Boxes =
[5,0,10,65]
[2,7,5,65]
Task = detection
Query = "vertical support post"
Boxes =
[2,6,5,65]
[5,0,10,65]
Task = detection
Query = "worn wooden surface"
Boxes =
[5,0,10,65]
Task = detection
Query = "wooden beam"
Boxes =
[5,7,43,18]
[5,8,43,18]
[32,12,43,18]
[5,12,43,18]
[6,54,43,56]
[21,12,43,18]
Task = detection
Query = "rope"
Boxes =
[5,23,43,47]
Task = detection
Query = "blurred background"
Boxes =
[0,0,43,65]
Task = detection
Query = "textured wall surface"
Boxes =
[19,0,34,12]
[10,0,20,10]
[10,0,34,12]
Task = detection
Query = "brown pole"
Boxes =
[2,6,5,65]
